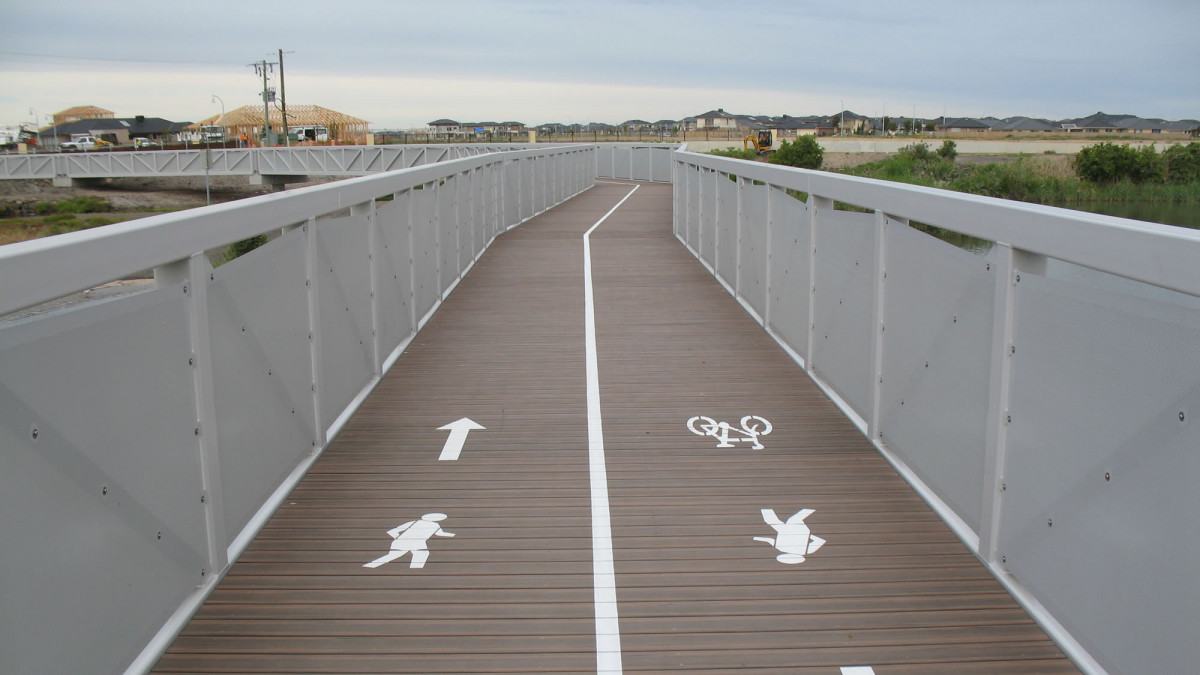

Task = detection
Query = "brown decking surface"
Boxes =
[154,182,1077,674]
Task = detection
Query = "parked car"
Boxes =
[60,135,111,152]
[133,138,162,150]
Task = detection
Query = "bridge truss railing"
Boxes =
[0,144,601,674]
[672,149,1200,675]
[0,142,678,181]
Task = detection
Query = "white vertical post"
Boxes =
[154,254,228,575]
[735,175,744,298]
[868,211,899,441]
[303,216,327,450]
[806,195,832,371]
[979,247,1045,564]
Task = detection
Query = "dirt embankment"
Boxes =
[0,175,333,217]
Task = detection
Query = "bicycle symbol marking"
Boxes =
[687,415,773,450]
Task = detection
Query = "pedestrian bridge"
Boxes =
[1,144,1197,674]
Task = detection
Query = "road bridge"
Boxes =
[1,144,1197,674]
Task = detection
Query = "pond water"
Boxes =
[1059,200,1200,230]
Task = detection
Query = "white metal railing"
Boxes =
[0,143,678,181]
[672,149,1200,675]
[0,144,600,675]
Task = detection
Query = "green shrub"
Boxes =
[769,135,823,169]
[1074,142,1164,183]
[1162,143,1200,184]
[226,235,268,260]
[937,140,958,161]
[709,147,758,160]
[42,213,77,224]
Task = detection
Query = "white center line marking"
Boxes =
[584,183,639,675]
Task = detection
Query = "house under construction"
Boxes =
[191,104,370,145]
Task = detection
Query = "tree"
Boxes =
[769,135,824,169]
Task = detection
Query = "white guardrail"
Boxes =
[0,143,671,675]
[0,144,534,179]
[672,149,1200,674]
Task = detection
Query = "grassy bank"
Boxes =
[840,147,1200,206]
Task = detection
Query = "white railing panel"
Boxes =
[811,209,876,418]
[315,211,375,430]
[597,146,614,180]
[613,146,632,180]
[765,189,810,358]
[459,171,478,271]
[737,179,770,318]
[521,158,534,222]
[0,154,55,177]
[534,156,548,214]
[0,288,207,675]
[685,165,700,250]
[699,168,717,268]
[208,230,316,539]
[1000,268,1200,675]
[716,172,738,287]
[375,193,415,354]
[503,160,519,229]
[651,146,672,183]
[412,184,440,321]
[632,146,651,181]
[878,224,998,532]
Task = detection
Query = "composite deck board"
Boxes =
[153,181,1075,673]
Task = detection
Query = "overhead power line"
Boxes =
[0,50,236,67]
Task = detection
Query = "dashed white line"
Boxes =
[583,183,640,674]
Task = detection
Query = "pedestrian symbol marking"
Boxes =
[364,513,455,569]
[754,508,825,564]
[687,415,772,449]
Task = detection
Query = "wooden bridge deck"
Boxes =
[153,182,1077,673]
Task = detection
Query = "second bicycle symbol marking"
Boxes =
[687,415,772,450]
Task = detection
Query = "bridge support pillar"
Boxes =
[249,174,310,192]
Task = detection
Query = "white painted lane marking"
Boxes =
[840,668,876,674]
[584,183,639,674]
[437,417,485,461]
[687,415,773,449]
[755,508,825,564]
[363,513,455,569]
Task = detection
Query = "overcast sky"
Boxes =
[2,0,1197,130]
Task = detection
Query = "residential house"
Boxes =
[695,108,739,130]
[428,119,461,137]
[938,117,990,133]
[830,110,870,134]
[41,115,191,146]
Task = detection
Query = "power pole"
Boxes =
[250,59,275,146]
[279,49,294,147]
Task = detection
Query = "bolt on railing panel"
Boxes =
[673,148,1200,675]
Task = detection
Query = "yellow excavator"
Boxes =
[743,130,774,154]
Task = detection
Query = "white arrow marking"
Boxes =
[437,418,485,461]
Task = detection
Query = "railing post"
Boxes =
[979,246,1046,564]
[303,216,328,450]
[806,195,832,372]
[153,255,228,576]
[869,212,901,440]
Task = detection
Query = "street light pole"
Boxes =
[28,107,38,152]
[211,95,226,144]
